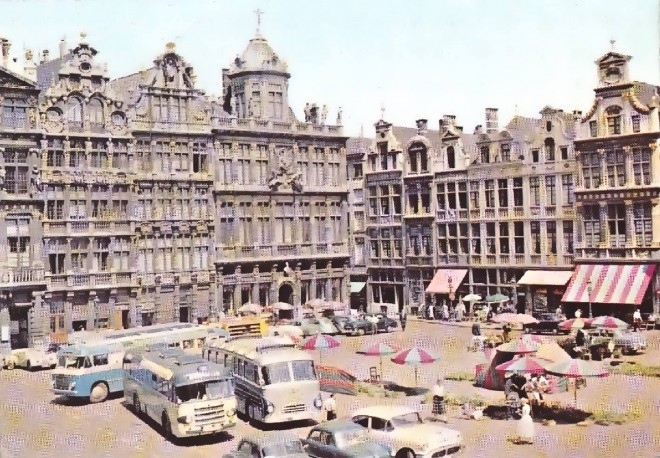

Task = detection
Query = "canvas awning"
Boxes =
[350,282,366,293]
[517,270,573,286]
[561,264,656,305]
[425,269,468,294]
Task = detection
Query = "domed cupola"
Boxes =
[223,10,291,121]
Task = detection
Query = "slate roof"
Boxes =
[107,69,152,106]
[36,53,73,91]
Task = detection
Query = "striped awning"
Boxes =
[561,264,656,305]
[425,269,468,294]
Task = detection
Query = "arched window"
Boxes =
[67,98,83,130]
[88,98,104,128]
[447,146,456,169]
[544,138,555,162]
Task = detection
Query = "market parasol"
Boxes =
[495,355,548,375]
[486,293,509,303]
[271,302,294,311]
[301,333,340,363]
[492,313,538,325]
[519,334,553,345]
[306,298,329,308]
[495,340,540,354]
[391,346,440,386]
[462,293,482,302]
[559,318,593,331]
[237,302,262,314]
[357,342,399,386]
[545,358,609,404]
[590,316,628,330]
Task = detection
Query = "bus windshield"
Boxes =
[57,355,92,369]
[175,379,234,403]
[291,360,316,381]
[262,362,291,385]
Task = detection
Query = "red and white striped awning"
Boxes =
[561,264,656,305]
[425,269,468,294]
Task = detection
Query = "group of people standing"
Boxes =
[421,302,468,321]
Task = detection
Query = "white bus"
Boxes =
[51,323,226,403]
[123,346,237,439]
[203,336,323,424]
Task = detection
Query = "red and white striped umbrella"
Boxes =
[495,355,547,374]
[496,340,540,354]
[559,318,593,331]
[492,313,538,325]
[301,333,340,363]
[357,343,399,385]
[590,316,628,330]
[546,358,609,404]
[391,347,440,386]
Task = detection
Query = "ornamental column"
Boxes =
[624,200,636,247]
[623,146,635,186]
[598,148,607,189]
[598,200,610,247]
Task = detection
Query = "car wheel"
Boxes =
[26,360,32,371]
[89,382,109,403]
[396,448,416,458]
[386,325,394,333]
[357,328,365,336]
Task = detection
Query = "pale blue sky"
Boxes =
[2,0,659,136]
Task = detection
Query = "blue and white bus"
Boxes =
[123,346,237,439]
[51,323,225,403]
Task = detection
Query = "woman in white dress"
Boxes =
[517,398,535,444]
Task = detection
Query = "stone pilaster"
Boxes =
[599,201,610,247]
[624,200,636,246]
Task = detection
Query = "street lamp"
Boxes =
[93,297,100,331]
[586,280,593,319]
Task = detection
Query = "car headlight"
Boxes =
[266,401,275,414]
[226,407,236,417]
[177,415,191,424]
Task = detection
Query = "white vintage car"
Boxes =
[351,405,463,458]
[4,343,61,371]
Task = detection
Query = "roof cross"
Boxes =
[254,8,264,36]
[380,103,386,120]
[610,39,616,51]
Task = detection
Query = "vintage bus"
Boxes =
[123,346,237,439]
[51,323,224,403]
[203,336,323,424]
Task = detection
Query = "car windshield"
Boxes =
[336,317,348,324]
[291,360,316,381]
[335,429,368,448]
[263,362,292,384]
[175,379,234,403]
[390,412,423,427]
[262,441,305,456]
[57,355,91,369]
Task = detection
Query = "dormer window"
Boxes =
[531,149,539,163]
[606,105,622,135]
[546,121,552,132]
[480,146,490,164]
[544,138,555,162]
[407,142,428,174]
[447,146,456,169]
[589,121,598,138]
[631,115,640,133]
[501,144,510,162]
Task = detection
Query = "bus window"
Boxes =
[82,357,92,369]
[262,362,291,385]
[196,338,205,348]
[175,379,234,403]
[183,340,193,349]
[291,360,316,381]
[93,354,109,366]
[245,362,259,383]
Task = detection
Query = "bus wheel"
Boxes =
[133,394,141,414]
[26,360,32,371]
[90,382,109,403]
[357,328,365,336]
[6,360,14,370]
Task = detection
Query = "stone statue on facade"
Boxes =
[304,102,311,123]
[247,98,254,118]
[336,107,342,125]
[268,148,303,192]
[0,165,5,190]
[321,104,328,124]
[283,262,293,276]
[230,95,237,115]
[310,104,319,125]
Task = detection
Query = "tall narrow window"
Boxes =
[67,97,83,130]
[607,115,621,135]
[497,179,508,207]
[631,115,640,133]
[544,176,556,206]
[469,181,480,209]
[561,174,574,205]
[480,146,490,164]
[514,222,525,254]
[583,205,601,248]
[88,98,104,130]
[501,143,510,162]
[633,202,652,246]
[513,178,523,206]
[485,180,495,208]
[544,138,555,161]
[563,221,574,253]
[632,147,651,185]
[582,152,601,189]
[530,222,541,254]
[608,203,626,247]
[589,121,597,137]
[499,222,509,254]
[546,221,557,254]
[446,146,455,169]
[529,177,540,206]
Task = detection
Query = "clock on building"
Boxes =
[602,66,622,85]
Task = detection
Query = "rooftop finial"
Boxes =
[254,8,264,36]
[380,103,386,120]
[610,39,616,51]
[166,42,176,51]
[80,31,87,40]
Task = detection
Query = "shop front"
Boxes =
[425,268,468,311]
[517,270,573,315]
[561,264,656,318]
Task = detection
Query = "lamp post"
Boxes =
[587,280,593,319]
[93,297,100,331]
[448,275,455,304]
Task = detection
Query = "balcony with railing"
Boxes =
[217,242,349,261]
[212,116,343,136]
[44,271,133,290]
[43,220,134,235]
[0,267,46,288]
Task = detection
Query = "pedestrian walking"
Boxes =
[400,311,407,332]
[323,393,337,421]
[633,309,642,332]
[431,377,446,419]
[442,303,449,321]
[575,308,582,319]
[516,398,535,444]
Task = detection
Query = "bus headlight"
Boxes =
[313,395,323,409]
[266,402,275,414]
[226,407,236,417]
[177,415,192,424]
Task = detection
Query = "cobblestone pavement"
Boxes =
[0,322,658,458]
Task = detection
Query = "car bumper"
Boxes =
[416,445,464,458]
[181,420,237,436]
[51,388,81,397]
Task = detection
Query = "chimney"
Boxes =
[485,107,499,134]
[24,49,36,81]
[474,125,483,135]
[42,49,50,63]
[1,39,10,68]
[416,119,428,135]
[59,38,67,59]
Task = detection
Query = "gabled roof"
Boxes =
[0,65,38,89]
[108,69,152,105]
[392,126,442,150]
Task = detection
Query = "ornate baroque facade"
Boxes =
[0,31,349,347]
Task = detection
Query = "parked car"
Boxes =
[364,314,398,333]
[350,405,463,458]
[5,342,61,371]
[524,313,568,335]
[222,432,308,458]
[332,316,375,336]
[588,328,647,356]
[294,318,340,337]
[303,419,393,458]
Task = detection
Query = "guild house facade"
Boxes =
[360,48,660,319]
[0,25,350,348]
